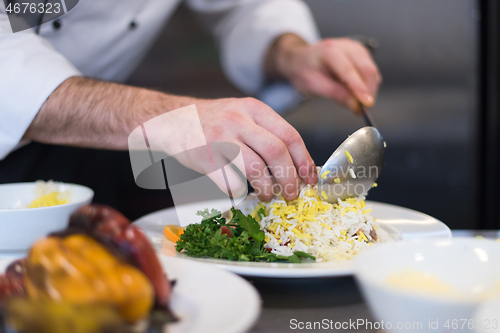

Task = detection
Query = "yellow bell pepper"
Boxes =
[7,299,125,333]
[25,234,154,323]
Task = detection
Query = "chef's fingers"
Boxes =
[250,102,317,186]
[217,142,250,199]
[322,44,373,107]
[299,71,360,113]
[242,125,299,200]
[345,41,382,103]
[238,143,275,201]
[206,163,247,199]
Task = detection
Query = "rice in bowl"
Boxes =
[240,183,394,262]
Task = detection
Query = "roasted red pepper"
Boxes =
[0,204,172,314]
[69,204,130,236]
[0,259,27,302]
[220,226,232,237]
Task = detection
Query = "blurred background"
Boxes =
[0,0,483,229]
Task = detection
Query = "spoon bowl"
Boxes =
[317,127,385,203]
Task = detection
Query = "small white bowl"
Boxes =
[0,182,94,251]
[355,238,500,333]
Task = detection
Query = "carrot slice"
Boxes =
[164,225,185,243]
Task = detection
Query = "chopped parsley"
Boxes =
[175,208,316,263]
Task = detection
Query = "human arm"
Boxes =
[24,77,318,200]
[0,10,81,159]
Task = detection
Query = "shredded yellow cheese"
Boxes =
[320,170,330,179]
[29,192,68,208]
[344,150,354,163]
[292,228,312,239]
[320,223,331,230]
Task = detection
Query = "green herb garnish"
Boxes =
[293,251,317,260]
[175,208,316,263]
[255,207,266,222]
[276,251,316,263]
[230,208,265,242]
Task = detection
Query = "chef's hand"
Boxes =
[186,98,318,201]
[25,77,317,201]
[266,33,382,113]
[144,97,317,201]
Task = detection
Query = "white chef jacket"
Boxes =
[0,0,319,160]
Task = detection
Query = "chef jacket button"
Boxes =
[129,21,137,29]
[53,20,62,30]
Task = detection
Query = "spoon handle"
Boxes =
[360,105,376,128]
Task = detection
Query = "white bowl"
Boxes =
[355,238,500,333]
[0,182,94,251]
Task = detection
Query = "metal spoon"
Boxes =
[317,126,385,203]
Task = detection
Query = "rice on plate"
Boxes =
[239,183,395,262]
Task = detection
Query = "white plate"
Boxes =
[0,255,261,333]
[134,199,452,278]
